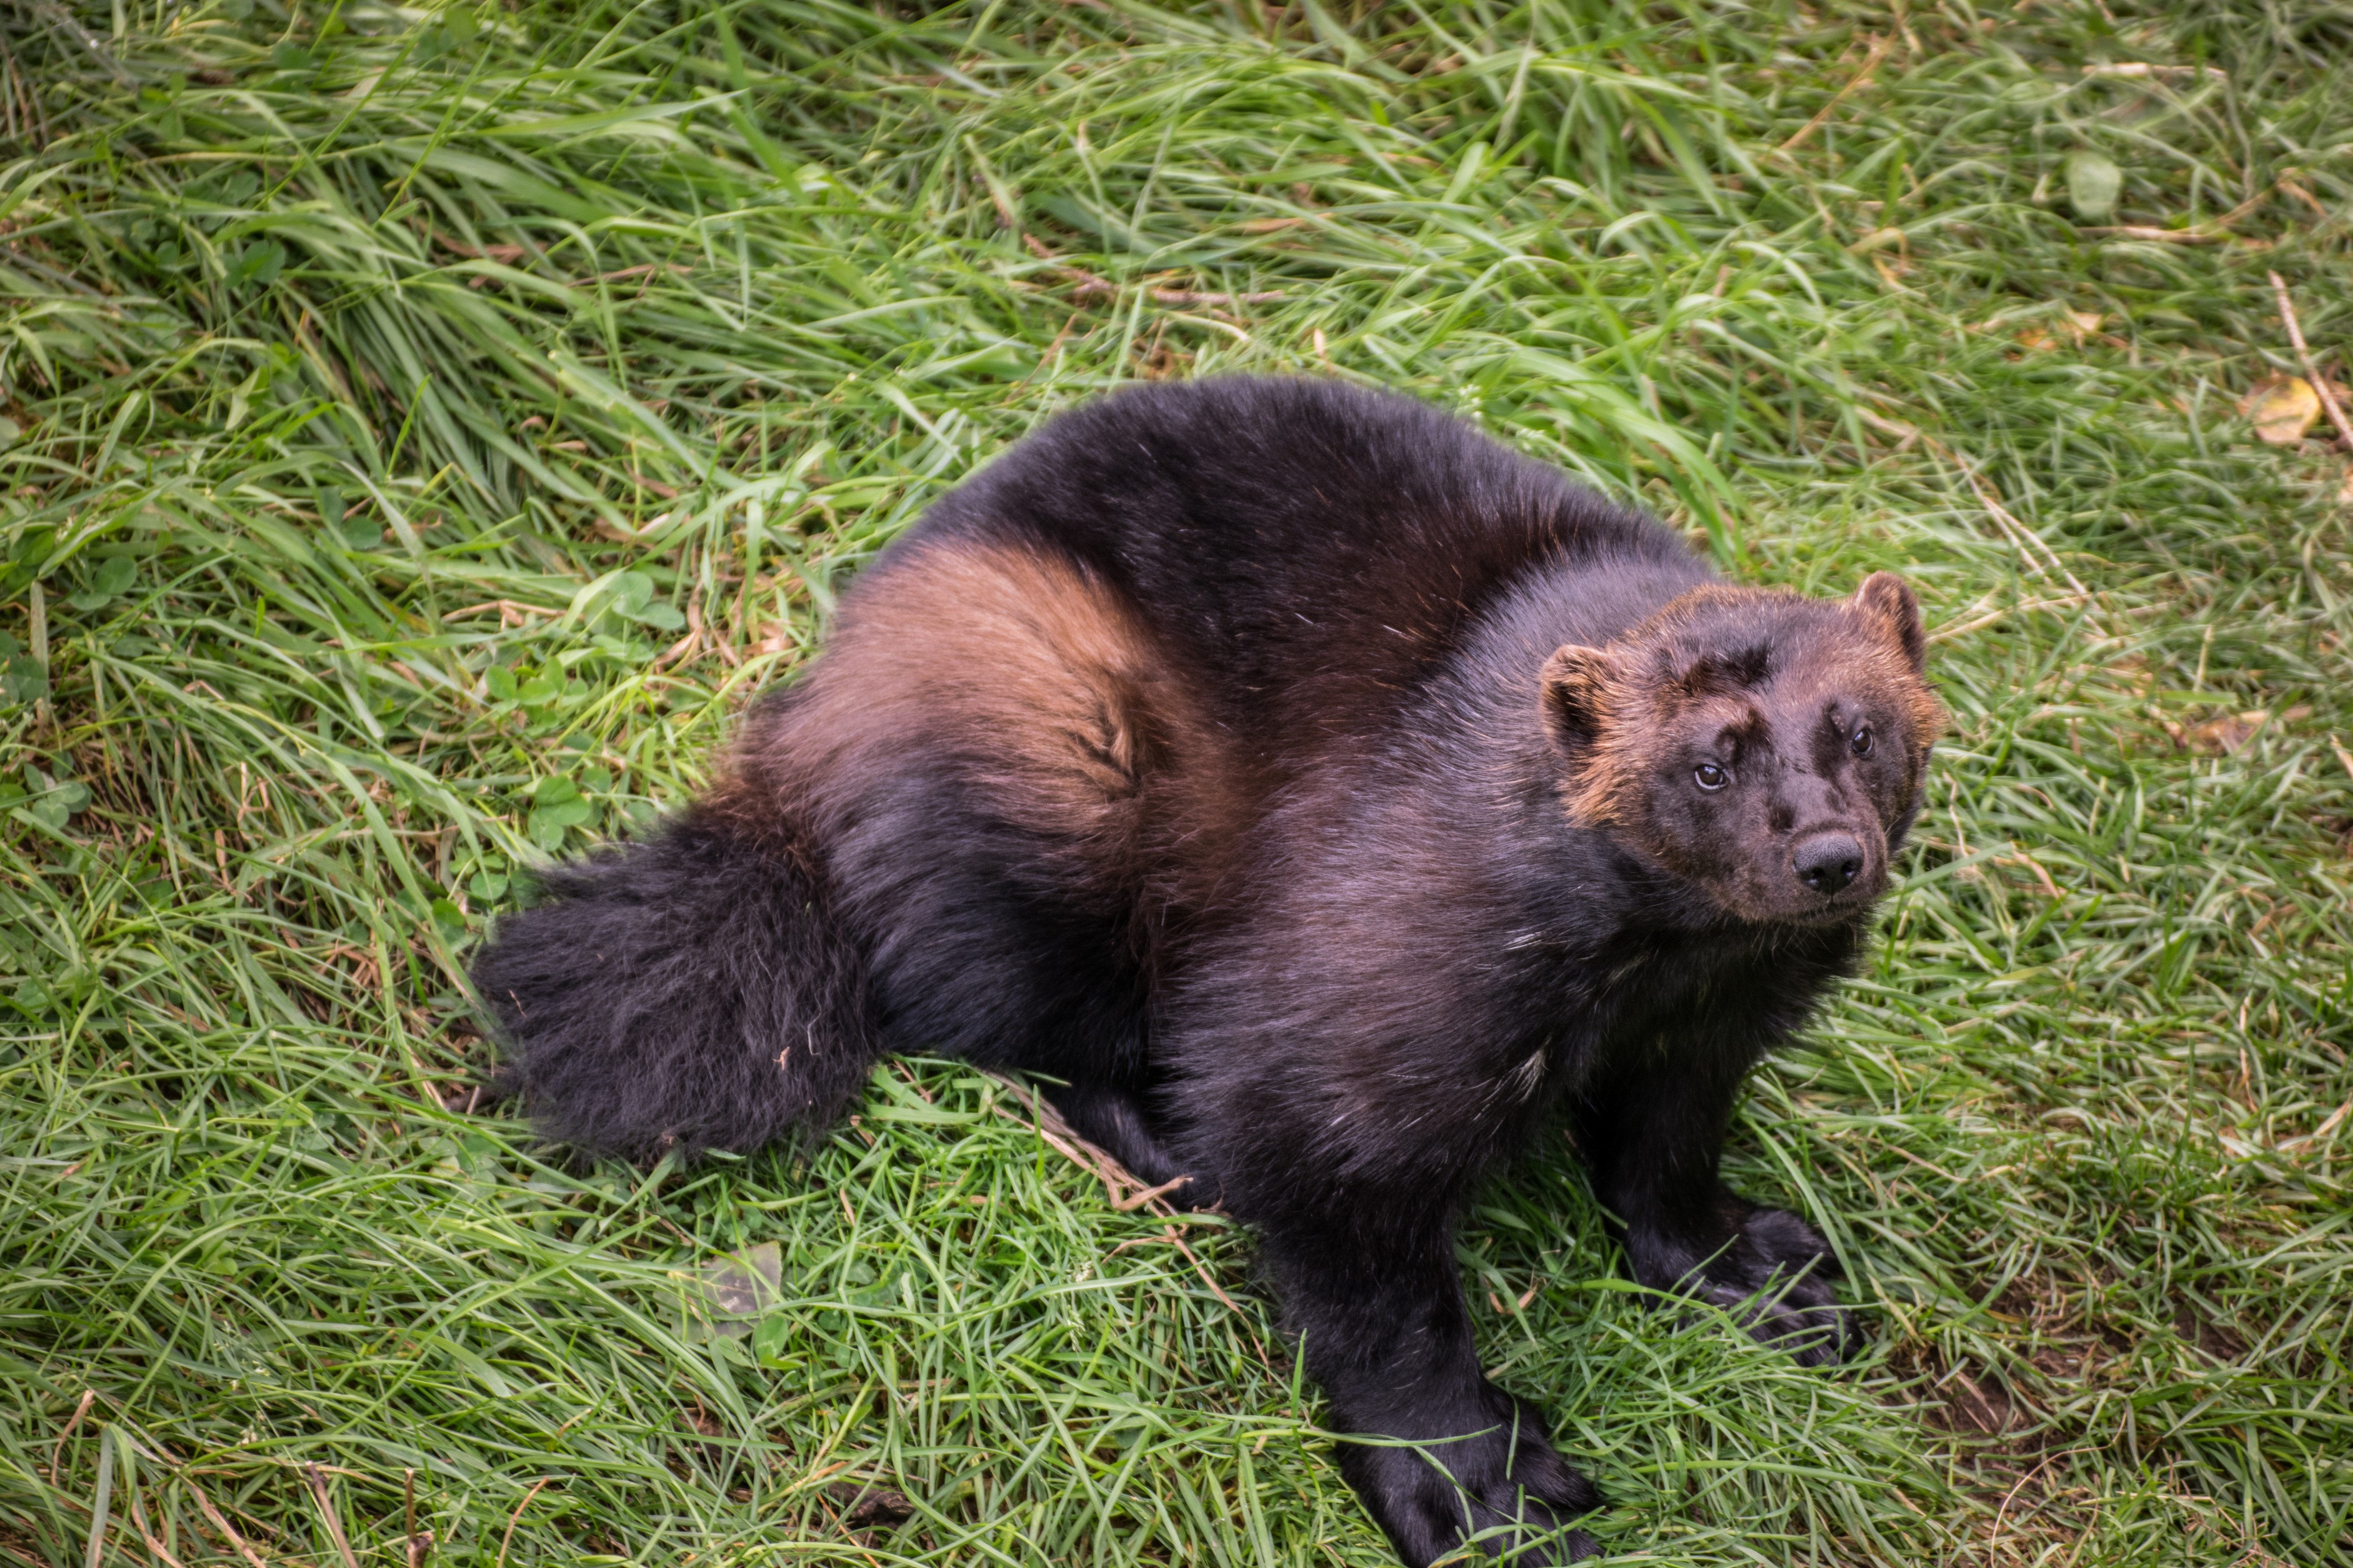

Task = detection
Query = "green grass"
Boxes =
[2,0,2351,1562]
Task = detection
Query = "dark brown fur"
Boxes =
[471,378,1940,1567]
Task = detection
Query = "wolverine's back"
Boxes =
[880,378,1691,750]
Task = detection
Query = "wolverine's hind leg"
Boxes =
[1044,1080,1211,1205]
[766,540,1232,1196]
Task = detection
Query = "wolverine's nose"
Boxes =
[1792,832,1864,895]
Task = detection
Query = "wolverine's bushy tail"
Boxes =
[470,808,879,1163]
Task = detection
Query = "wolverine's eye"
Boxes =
[1851,725,1874,757]
[1694,762,1730,792]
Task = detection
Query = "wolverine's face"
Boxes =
[1542,574,1943,928]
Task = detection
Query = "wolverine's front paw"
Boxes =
[1337,1386,1600,1565]
[1629,1201,1865,1367]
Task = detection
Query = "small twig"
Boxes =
[431,233,527,263]
[2269,270,2353,450]
[1112,1174,1193,1211]
[1986,1450,2042,1544]
[1166,1233,1244,1314]
[2081,61,2228,80]
[1150,284,1284,308]
[2278,176,2329,218]
[1019,235,1282,306]
[51,1390,95,1483]
[1889,422,2089,599]
[1988,1448,2094,1563]
[2077,224,2235,245]
[1998,848,2062,899]
[1955,462,2089,596]
[305,1463,360,1568]
[1851,403,1921,452]
[984,1076,1217,1228]
[185,1478,269,1568]
[495,1477,554,1568]
[982,1072,1278,1372]
[1064,269,1285,308]
[2212,184,2277,231]
[651,626,701,672]
[1927,594,2084,643]
[1776,34,1890,154]
[441,599,562,623]
[405,1468,434,1568]
[128,1484,193,1568]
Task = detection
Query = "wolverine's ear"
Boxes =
[1540,645,1621,751]
[1851,571,1926,673]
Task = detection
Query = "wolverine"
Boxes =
[473,376,1941,1566]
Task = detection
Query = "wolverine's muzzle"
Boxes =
[1791,831,1864,895]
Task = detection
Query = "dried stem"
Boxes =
[305,1463,361,1568]
[2269,270,2353,449]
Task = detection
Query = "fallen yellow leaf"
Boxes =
[2241,375,2321,445]
[2194,710,2268,755]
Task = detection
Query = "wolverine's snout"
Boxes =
[1791,830,1864,895]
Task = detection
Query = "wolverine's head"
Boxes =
[1540,573,1943,926]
